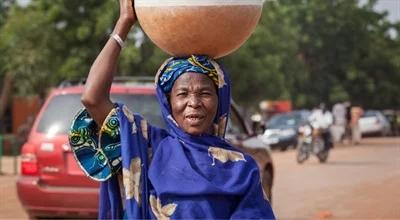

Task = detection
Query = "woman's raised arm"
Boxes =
[81,0,136,126]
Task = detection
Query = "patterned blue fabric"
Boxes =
[69,56,275,219]
[158,55,219,93]
[69,108,121,181]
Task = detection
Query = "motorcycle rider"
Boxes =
[308,103,334,149]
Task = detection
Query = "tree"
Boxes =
[0,0,16,130]
[0,0,117,98]
[279,0,400,109]
[0,0,15,27]
[0,0,168,96]
[221,1,307,112]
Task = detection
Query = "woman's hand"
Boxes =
[119,0,137,27]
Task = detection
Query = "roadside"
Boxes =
[272,137,400,219]
[0,156,27,219]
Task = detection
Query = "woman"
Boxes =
[69,0,275,219]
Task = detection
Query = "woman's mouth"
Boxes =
[185,114,205,124]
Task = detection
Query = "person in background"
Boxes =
[343,101,352,144]
[16,115,34,151]
[332,101,347,143]
[259,100,277,130]
[68,0,275,219]
[308,103,334,149]
[350,106,364,145]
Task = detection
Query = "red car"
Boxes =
[17,78,274,219]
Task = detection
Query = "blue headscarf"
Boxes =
[156,55,230,138]
[69,56,275,219]
[158,55,219,93]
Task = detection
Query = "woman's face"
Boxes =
[170,72,218,135]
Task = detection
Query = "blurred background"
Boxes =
[0,0,399,219]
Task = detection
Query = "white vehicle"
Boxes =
[359,110,391,136]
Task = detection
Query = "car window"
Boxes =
[36,94,83,135]
[113,94,165,128]
[362,111,377,117]
[267,113,304,127]
[36,93,165,135]
[226,109,246,135]
[376,112,389,123]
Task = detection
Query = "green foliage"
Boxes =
[274,0,400,109]
[0,0,15,82]
[221,1,306,111]
[0,0,15,26]
[0,0,120,97]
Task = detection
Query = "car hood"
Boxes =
[266,125,297,130]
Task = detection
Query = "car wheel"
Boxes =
[317,149,329,163]
[261,169,273,203]
[296,143,309,164]
[28,214,41,220]
[279,145,288,152]
[292,141,298,149]
[383,127,391,136]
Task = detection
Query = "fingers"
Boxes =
[118,0,136,25]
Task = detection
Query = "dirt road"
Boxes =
[0,137,399,219]
[0,158,26,219]
[272,137,400,220]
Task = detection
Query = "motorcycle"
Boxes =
[296,123,330,164]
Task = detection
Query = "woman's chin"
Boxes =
[184,128,204,136]
[183,125,210,136]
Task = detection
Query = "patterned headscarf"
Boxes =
[158,55,219,93]
[155,55,230,138]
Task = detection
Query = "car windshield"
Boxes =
[36,93,165,135]
[267,113,304,128]
[362,111,377,117]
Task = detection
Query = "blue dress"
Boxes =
[69,56,275,219]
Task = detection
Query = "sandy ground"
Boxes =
[0,137,399,219]
[0,162,26,219]
[272,137,400,220]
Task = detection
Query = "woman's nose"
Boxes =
[188,95,201,108]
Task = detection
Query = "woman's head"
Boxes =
[157,55,225,136]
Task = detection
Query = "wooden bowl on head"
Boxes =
[135,0,263,58]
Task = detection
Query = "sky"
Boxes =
[371,0,400,22]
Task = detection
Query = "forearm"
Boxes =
[82,18,135,125]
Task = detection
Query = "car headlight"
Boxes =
[264,129,280,136]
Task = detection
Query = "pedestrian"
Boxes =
[350,106,364,145]
[343,101,352,144]
[332,101,347,143]
[68,0,275,219]
[15,115,34,151]
[258,100,277,131]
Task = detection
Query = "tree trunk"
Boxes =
[0,73,14,130]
